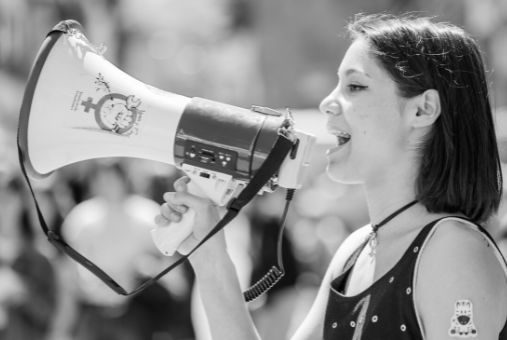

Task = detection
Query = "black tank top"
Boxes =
[323,217,507,340]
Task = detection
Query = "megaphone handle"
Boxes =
[151,182,204,256]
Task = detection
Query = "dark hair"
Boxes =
[347,13,502,223]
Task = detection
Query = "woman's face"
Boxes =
[320,38,412,185]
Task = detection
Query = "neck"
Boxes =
[363,166,423,230]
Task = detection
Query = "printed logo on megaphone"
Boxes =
[76,73,145,137]
[80,94,143,136]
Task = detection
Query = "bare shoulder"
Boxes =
[416,218,507,339]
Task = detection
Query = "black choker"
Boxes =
[368,200,419,258]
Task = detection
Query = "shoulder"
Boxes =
[417,218,506,291]
[415,218,507,339]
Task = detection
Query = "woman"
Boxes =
[155,13,507,339]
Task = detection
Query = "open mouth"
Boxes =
[335,131,351,146]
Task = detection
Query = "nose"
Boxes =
[457,316,470,325]
[319,89,341,116]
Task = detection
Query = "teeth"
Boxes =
[327,128,351,146]
[331,131,351,146]
[335,131,351,139]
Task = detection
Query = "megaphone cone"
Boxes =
[18,20,192,179]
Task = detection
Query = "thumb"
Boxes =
[174,176,191,192]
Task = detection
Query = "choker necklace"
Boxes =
[368,200,419,258]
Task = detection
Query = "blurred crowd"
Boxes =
[1,0,507,339]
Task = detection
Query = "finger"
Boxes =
[154,214,170,227]
[166,201,188,214]
[160,202,182,222]
[164,190,202,207]
[175,204,188,214]
[174,176,191,192]
[161,190,188,214]
[163,191,207,213]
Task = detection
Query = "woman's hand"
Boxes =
[154,176,226,257]
[156,178,260,340]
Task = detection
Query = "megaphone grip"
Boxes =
[151,209,196,256]
[151,181,205,256]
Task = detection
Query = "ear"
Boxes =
[410,89,441,128]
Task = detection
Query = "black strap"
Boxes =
[17,133,295,296]
[341,237,370,275]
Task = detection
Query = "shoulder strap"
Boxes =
[18,131,295,296]
[341,236,370,275]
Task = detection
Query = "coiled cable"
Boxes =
[243,188,295,302]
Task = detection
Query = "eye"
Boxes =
[348,84,367,92]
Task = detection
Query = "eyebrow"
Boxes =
[337,68,371,78]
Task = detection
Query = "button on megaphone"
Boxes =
[18,20,316,257]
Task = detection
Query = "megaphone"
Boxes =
[18,20,316,257]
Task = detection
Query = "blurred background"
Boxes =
[1,0,507,339]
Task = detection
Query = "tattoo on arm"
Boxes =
[448,300,478,338]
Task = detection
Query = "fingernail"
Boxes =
[163,192,175,201]
[170,212,181,221]
[177,205,187,214]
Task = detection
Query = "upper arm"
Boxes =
[416,220,507,340]
[290,225,371,340]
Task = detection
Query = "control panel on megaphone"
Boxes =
[18,19,316,258]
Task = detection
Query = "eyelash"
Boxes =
[348,84,367,92]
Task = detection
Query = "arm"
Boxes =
[416,220,507,340]
[157,177,372,340]
[156,177,260,340]
[190,243,261,340]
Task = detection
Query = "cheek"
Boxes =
[353,109,405,156]
[353,106,386,140]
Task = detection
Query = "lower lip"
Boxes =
[326,142,349,156]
